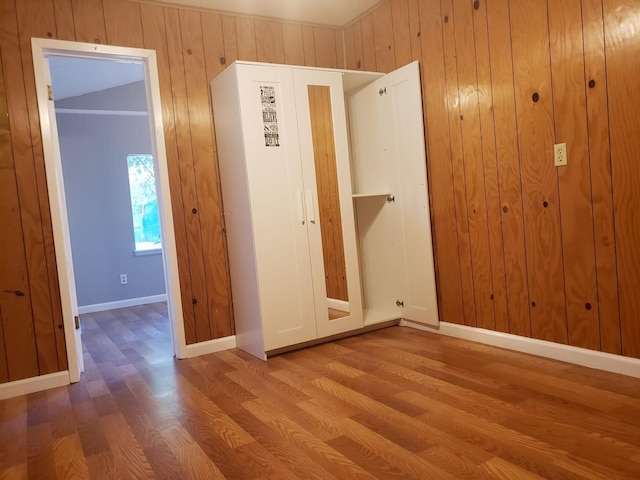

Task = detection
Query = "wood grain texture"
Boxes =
[417,0,465,326]
[301,26,316,66]
[52,0,76,41]
[0,45,36,383]
[164,7,209,344]
[139,3,195,347]
[391,0,412,69]
[441,0,477,327]
[71,0,106,44]
[235,17,257,61]
[103,0,144,48]
[603,0,640,358]
[221,15,238,65]
[452,0,495,331]
[509,0,567,344]
[313,27,339,68]
[14,0,66,376]
[308,85,348,302]
[371,2,395,73]
[255,20,285,64]
[485,0,531,338]
[179,9,233,340]
[471,0,509,334]
[282,23,305,66]
[581,0,621,355]
[2,304,639,478]
[360,14,377,71]
[407,0,422,63]
[548,0,599,351]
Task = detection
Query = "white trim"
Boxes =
[0,372,70,400]
[400,320,640,379]
[78,294,168,314]
[31,38,188,374]
[55,108,148,116]
[327,298,349,312]
[184,336,238,358]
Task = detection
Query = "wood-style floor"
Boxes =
[1,304,640,479]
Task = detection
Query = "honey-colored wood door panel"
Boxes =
[548,0,600,351]
[581,0,621,355]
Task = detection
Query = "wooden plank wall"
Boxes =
[1,0,638,387]
[0,0,343,383]
[345,0,639,358]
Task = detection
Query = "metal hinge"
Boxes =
[396,300,404,307]
[74,315,80,330]
[379,87,387,96]
[47,85,54,101]
[387,195,395,203]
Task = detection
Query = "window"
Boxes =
[127,154,161,253]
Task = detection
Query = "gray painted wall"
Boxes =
[56,81,166,307]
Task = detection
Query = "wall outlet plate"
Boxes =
[120,274,128,285]
[554,142,567,167]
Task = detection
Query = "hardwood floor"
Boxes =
[1,303,640,479]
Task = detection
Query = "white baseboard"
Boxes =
[184,335,237,358]
[327,298,349,312]
[401,320,640,379]
[78,294,167,314]
[0,371,70,400]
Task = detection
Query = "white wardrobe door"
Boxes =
[293,68,363,338]
[386,61,439,326]
[237,65,317,350]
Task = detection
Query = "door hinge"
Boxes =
[47,85,54,101]
[396,300,404,307]
[74,315,80,330]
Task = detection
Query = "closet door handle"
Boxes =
[306,191,316,224]
[298,191,306,225]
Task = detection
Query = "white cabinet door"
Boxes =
[236,65,318,350]
[349,61,439,327]
[293,68,364,338]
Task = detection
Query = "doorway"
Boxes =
[32,38,188,382]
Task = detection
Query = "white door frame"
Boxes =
[31,38,188,382]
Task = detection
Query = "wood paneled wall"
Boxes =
[345,0,640,358]
[1,0,638,386]
[0,0,344,383]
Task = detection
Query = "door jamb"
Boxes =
[31,38,188,382]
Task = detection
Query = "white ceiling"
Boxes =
[167,0,381,26]
[48,1,381,102]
